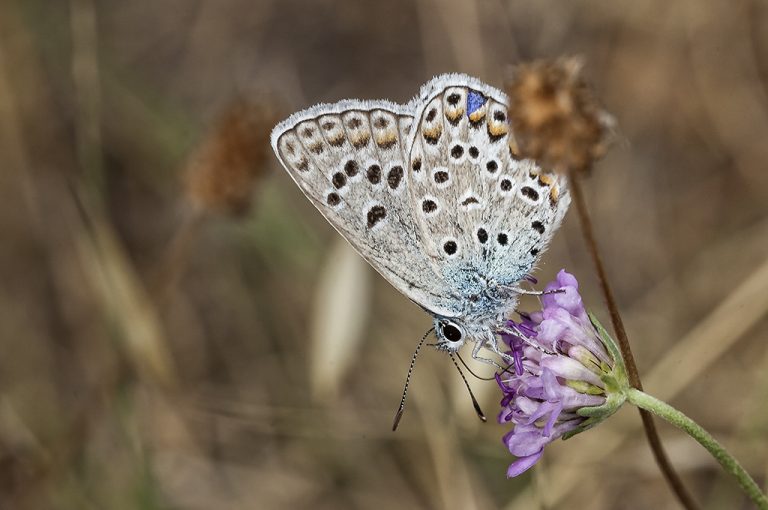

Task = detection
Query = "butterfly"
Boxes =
[271,74,570,368]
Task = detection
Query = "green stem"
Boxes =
[626,388,768,509]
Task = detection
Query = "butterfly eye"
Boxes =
[440,321,464,344]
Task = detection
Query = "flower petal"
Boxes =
[507,450,544,477]
[540,366,563,400]
[541,355,604,388]
[556,269,579,289]
[504,427,551,457]
[556,384,606,409]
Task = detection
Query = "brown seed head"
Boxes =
[185,96,280,216]
[505,57,615,175]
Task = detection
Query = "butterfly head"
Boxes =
[434,318,467,352]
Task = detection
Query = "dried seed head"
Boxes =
[505,57,615,175]
[185,96,280,216]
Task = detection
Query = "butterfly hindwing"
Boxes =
[405,75,571,294]
[272,100,462,317]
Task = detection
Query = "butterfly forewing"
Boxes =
[272,101,462,317]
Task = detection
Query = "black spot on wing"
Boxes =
[367,205,386,228]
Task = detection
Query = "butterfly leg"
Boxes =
[469,335,518,370]
[498,326,556,355]
[470,339,507,370]
[502,286,565,297]
[484,333,520,366]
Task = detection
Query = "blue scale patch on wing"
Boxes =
[467,90,487,117]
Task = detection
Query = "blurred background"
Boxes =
[1,0,768,508]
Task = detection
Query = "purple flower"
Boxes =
[497,270,627,477]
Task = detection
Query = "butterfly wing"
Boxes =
[405,74,571,294]
[271,99,463,317]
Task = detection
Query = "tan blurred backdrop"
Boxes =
[1,0,767,509]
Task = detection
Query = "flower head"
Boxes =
[497,270,627,477]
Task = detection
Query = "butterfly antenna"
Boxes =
[449,353,487,423]
[392,327,433,431]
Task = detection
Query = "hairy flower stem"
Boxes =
[570,177,700,510]
[626,389,768,510]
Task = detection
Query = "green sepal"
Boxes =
[589,312,630,393]
[563,391,626,440]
